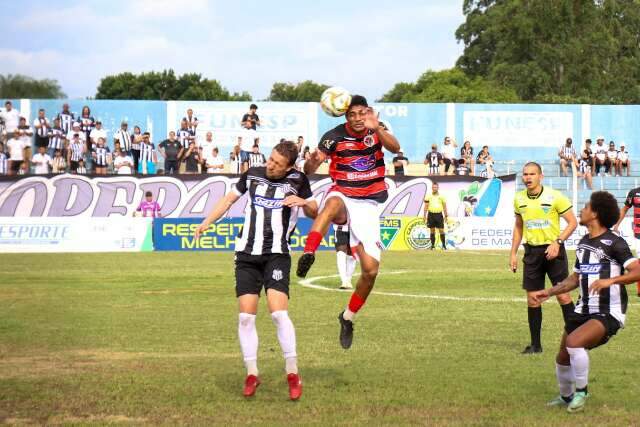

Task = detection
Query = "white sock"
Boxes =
[238,312,258,376]
[343,308,355,321]
[271,310,298,374]
[566,347,589,390]
[555,363,574,398]
[346,254,357,282]
[337,251,349,284]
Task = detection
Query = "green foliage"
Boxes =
[0,74,66,99]
[268,80,330,101]
[95,69,251,101]
[379,68,520,103]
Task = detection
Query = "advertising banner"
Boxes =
[0,217,153,253]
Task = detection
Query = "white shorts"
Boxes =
[324,191,382,262]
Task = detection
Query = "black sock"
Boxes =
[561,302,575,323]
[528,306,542,348]
[562,395,573,403]
[440,232,446,249]
[577,386,588,394]
[430,232,435,248]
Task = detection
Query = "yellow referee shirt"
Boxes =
[425,193,447,213]
[513,186,572,246]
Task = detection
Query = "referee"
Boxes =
[423,182,448,250]
[194,141,317,400]
[510,162,578,354]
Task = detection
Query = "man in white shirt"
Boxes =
[200,131,215,162]
[32,145,52,174]
[6,131,28,175]
[89,120,108,147]
[239,121,258,172]
[593,136,608,175]
[617,143,631,176]
[0,101,20,140]
[67,122,86,145]
[441,136,458,175]
[114,149,134,175]
[206,147,225,173]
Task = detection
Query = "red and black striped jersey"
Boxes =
[624,187,640,238]
[318,123,387,202]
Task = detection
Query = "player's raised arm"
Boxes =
[364,109,400,153]
[303,149,326,175]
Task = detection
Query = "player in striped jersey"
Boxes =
[194,141,318,401]
[533,191,640,413]
[92,137,110,175]
[298,95,400,349]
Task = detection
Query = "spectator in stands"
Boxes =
[57,103,74,135]
[242,104,260,130]
[296,147,311,171]
[239,120,258,172]
[0,101,20,140]
[558,137,577,176]
[593,136,608,175]
[158,131,182,175]
[135,191,162,217]
[476,145,494,177]
[200,131,215,170]
[131,125,143,174]
[67,134,85,173]
[113,121,132,155]
[578,149,593,190]
[47,117,65,158]
[17,162,27,175]
[248,143,266,168]
[16,117,33,172]
[177,119,195,150]
[392,148,409,176]
[617,143,630,176]
[79,106,94,169]
[296,136,305,154]
[606,141,618,176]
[456,158,469,175]
[67,122,85,145]
[184,108,198,135]
[89,120,107,148]
[33,108,50,150]
[31,145,51,175]
[6,131,27,176]
[206,147,225,173]
[183,140,200,174]
[114,149,133,175]
[460,140,475,175]
[230,144,242,175]
[0,142,7,175]
[92,137,110,175]
[76,159,87,174]
[441,136,458,175]
[139,132,157,175]
[424,144,443,176]
[51,149,66,173]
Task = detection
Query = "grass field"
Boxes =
[1,250,640,426]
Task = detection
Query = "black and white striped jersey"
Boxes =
[233,167,313,255]
[426,151,442,175]
[114,129,132,152]
[573,230,637,326]
[58,112,74,134]
[559,145,576,159]
[0,152,7,174]
[93,145,110,166]
[248,152,266,168]
[48,127,65,150]
[140,142,155,163]
[69,142,84,162]
[177,128,194,149]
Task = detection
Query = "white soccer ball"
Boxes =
[320,87,352,117]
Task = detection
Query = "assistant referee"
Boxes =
[423,182,448,250]
[510,162,578,354]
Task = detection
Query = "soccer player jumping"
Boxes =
[532,191,640,412]
[297,95,400,349]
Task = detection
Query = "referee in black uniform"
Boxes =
[195,141,317,400]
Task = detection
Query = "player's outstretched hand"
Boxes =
[589,278,614,295]
[530,290,550,304]
[283,195,307,207]
[364,108,380,130]
[194,223,209,241]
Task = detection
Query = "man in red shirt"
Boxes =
[298,95,400,349]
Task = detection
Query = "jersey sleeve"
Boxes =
[573,253,581,273]
[624,190,634,208]
[513,196,521,216]
[554,191,572,214]
[612,238,636,270]
[317,129,338,155]
[233,172,249,196]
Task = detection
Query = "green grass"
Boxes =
[1,251,640,426]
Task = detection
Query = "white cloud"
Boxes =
[129,0,209,18]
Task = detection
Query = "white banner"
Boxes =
[0,217,153,253]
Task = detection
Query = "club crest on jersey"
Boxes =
[322,139,334,150]
[351,154,376,172]
[363,135,375,147]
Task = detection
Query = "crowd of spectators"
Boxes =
[418,137,495,178]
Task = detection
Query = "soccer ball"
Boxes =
[320,87,352,117]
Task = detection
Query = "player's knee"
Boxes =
[239,312,256,328]
[270,310,290,325]
[564,334,582,349]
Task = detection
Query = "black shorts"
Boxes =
[35,136,49,148]
[70,160,79,172]
[522,244,568,291]
[427,212,445,229]
[9,160,22,172]
[565,312,621,349]
[335,228,350,251]
[235,252,291,298]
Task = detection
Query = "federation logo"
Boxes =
[403,218,431,250]
[379,218,401,249]
[363,135,375,147]
[272,269,283,281]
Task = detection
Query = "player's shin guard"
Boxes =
[556,363,575,398]
[238,313,259,376]
[566,347,589,391]
[271,310,298,374]
[343,292,365,321]
[303,231,323,254]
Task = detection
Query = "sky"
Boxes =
[1,0,466,101]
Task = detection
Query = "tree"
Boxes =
[379,68,520,103]
[95,70,252,101]
[0,74,65,99]
[454,0,640,103]
[268,80,329,102]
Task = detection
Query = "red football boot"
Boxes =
[287,373,302,401]
[243,375,260,397]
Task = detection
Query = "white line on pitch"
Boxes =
[298,271,527,303]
